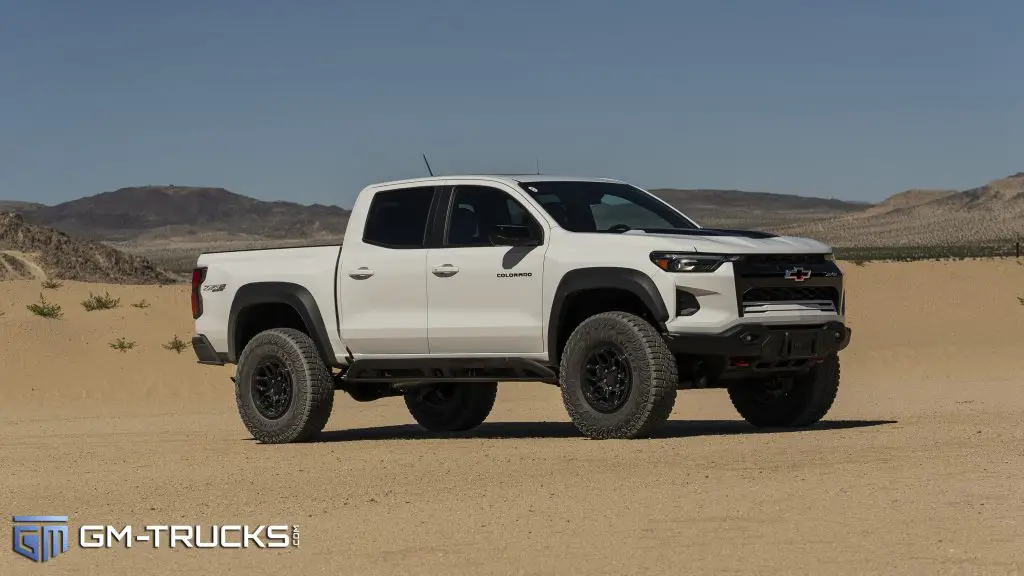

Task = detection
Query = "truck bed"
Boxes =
[194,244,344,360]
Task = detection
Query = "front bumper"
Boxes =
[664,321,851,360]
[192,334,227,366]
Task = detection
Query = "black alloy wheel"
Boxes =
[412,383,458,409]
[580,344,634,413]
[251,357,294,420]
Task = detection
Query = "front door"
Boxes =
[426,183,548,355]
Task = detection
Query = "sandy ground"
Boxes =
[1,260,1022,575]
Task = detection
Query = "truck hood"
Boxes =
[621,227,832,254]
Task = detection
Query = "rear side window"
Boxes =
[362,187,435,248]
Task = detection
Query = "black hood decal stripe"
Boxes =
[638,227,779,239]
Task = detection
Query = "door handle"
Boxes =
[348,267,375,280]
[432,264,459,277]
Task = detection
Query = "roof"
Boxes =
[363,174,628,190]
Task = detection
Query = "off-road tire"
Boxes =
[404,383,498,432]
[559,311,678,439]
[234,328,335,444]
[728,353,840,428]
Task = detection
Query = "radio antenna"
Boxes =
[535,156,540,175]
[422,153,434,177]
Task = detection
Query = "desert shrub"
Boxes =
[41,279,63,290]
[26,293,63,319]
[109,337,136,352]
[163,335,191,354]
[82,291,120,311]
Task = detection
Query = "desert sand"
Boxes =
[1,259,1022,575]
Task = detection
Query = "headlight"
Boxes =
[650,252,740,273]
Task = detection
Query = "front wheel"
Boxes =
[727,353,840,428]
[559,311,678,439]
[404,383,497,432]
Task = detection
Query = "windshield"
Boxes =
[517,181,699,233]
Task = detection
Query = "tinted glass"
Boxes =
[446,185,537,247]
[362,187,435,248]
[518,181,697,233]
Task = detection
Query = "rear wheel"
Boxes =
[234,328,335,444]
[404,383,497,432]
[559,311,678,439]
[727,353,840,428]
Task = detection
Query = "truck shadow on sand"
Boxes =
[306,419,897,443]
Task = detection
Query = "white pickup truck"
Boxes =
[190,175,851,443]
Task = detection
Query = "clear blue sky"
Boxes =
[1,0,1021,207]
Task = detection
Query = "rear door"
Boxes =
[425,182,549,355]
[338,185,439,356]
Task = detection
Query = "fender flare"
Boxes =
[227,281,338,367]
[547,267,670,364]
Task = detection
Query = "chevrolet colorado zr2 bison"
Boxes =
[190,175,852,442]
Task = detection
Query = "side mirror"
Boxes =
[489,224,539,247]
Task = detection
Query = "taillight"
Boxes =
[191,267,207,319]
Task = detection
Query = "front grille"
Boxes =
[743,286,839,303]
[732,254,844,317]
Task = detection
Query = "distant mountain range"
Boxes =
[2,173,1023,277]
[7,185,351,242]
[649,188,870,230]
[4,183,867,243]
[773,173,1024,247]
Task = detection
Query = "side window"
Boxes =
[505,197,531,226]
[445,185,539,247]
[529,191,574,229]
[362,186,435,248]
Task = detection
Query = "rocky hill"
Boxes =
[18,185,351,241]
[0,212,176,284]
[649,188,869,229]
[775,173,1024,247]
[0,200,45,213]
[862,189,958,214]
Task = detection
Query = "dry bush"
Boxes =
[109,337,136,352]
[163,335,191,354]
[82,291,120,311]
[27,293,63,319]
